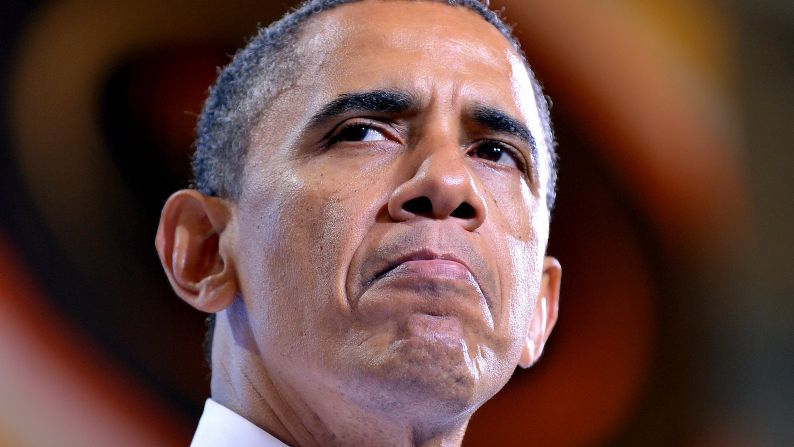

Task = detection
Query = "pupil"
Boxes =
[342,125,368,141]
[478,145,502,161]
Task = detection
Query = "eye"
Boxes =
[329,123,388,144]
[471,141,522,170]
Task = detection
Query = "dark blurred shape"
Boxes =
[100,45,232,226]
[0,233,190,446]
[4,0,288,430]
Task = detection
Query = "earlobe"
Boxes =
[155,189,238,313]
[519,256,561,369]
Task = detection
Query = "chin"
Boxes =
[353,328,492,418]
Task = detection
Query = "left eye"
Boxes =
[330,124,387,144]
[472,142,520,169]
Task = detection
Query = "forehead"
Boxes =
[317,1,512,61]
[295,1,537,115]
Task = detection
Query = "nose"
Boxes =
[387,137,487,232]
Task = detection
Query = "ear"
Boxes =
[518,256,561,368]
[155,189,237,313]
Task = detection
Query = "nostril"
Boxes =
[403,196,433,216]
[450,202,476,220]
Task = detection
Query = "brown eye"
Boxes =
[330,124,387,144]
[473,142,519,169]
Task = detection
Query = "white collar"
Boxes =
[191,399,289,447]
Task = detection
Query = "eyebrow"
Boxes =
[306,89,417,129]
[469,104,538,165]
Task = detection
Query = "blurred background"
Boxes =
[0,0,791,445]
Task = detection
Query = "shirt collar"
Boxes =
[191,398,289,447]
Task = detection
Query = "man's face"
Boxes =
[230,1,553,414]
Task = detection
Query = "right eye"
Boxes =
[329,124,388,144]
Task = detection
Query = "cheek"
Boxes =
[508,176,544,241]
[482,233,543,373]
[236,161,384,359]
[296,158,386,276]
[504,235,542,326]
[484,174,547,340]
[477,169,538,240]
[234,172,308,354]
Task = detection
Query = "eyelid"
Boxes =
[325,118,400,146]
[471,139,530,174]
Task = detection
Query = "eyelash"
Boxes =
[326,119,394,146]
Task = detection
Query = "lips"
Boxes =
[354,241,495,329]
[369,249,474,286]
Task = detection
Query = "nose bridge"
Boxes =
[414,126,469,190]
[411,91,464,175]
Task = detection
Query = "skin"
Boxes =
[156,2,561,446]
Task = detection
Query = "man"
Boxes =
[155,0,561,445]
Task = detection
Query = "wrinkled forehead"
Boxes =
[296,1,542,135]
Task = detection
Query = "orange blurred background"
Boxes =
[0,0,791,446]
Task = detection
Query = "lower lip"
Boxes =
[357,259,493,330]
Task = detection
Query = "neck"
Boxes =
[209,307,472,447]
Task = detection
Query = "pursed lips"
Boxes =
[369,249,475,286]
[358,248,495,330]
